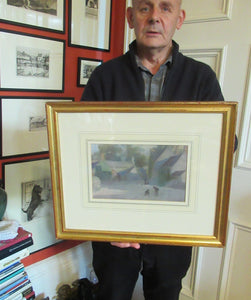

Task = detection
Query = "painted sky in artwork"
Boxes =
[91,143,188,202]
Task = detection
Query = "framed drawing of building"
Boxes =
[0,0,65,32]
[0,29,65,92]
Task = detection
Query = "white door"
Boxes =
[124,1,251,299]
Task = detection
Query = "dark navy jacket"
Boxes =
[81,40,224,102]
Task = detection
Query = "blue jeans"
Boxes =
[92,242,192,300]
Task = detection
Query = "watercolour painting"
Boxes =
[90,143,188,203]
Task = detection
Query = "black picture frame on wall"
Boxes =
[0,97,74,158]
[69,0,112,51]
[77,57,102,87]
[0,0,65,33]
[0,29,65,92]
[2,158,59,253]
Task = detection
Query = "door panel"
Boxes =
[182,0,232,23]
[176,1,251,298]
[125,0,251,299]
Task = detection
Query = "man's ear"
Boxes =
[126,7,135,29]
[176,9,186,30]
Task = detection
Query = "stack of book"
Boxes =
[0,227,35,300]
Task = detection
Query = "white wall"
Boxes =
[26,242,93,299]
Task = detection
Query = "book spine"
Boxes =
[0,229,32,252]
[0,274,28,296]
[4,284,33,300]
[0,239,33,260]
[0,265,24,281]
[0,269,26,290]
[22,290,35,300]
[0,262,23,279]
[0,249,29,276]
[0,280,31,300]
[3,293,23,300]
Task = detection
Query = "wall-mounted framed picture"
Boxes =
[0,29,65,92]
[69,0,112,51]
[3,158,59,253]
[77,57,102,87]
[46,101,237,247]
[0,0,65,33]
[0,97,73,158]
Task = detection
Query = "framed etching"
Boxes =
[0,97,73,158]
[77,57,102,87]
[69,0,112,51]
[0,0,65,33]
[3,158,59,253]
[0,29,65,91]
[46,101,237,247]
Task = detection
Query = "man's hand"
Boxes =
[111,242,140,249]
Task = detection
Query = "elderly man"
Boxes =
[82,0,224,299]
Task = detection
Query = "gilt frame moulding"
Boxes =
[0,0,65,33]
[46,101,237,247]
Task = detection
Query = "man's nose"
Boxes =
[148,7,160,23]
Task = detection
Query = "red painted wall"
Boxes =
[0,0,126,173]
[0,0,126,264]
[0,0,126,101]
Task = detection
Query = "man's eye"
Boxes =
[162,6,170,12]
[140,7,149,12]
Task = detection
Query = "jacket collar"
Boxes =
[128,39,180,66]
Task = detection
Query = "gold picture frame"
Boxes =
[46,101,237,247]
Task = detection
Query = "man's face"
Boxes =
[127,0,185,52]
